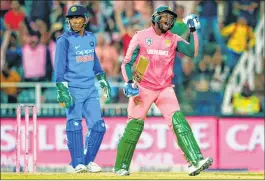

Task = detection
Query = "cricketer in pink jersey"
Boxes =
[114,6,213,176]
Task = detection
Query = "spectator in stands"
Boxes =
[4,0,25,31]
[0,0,11,14]
[18,19,48,82]
[95,32,119,78]
[194,57,211,93]
[118,2,145,29]
[98,1,116,34]
[210,47,230,92]
[1,62,21,103]
[134,1,153,28]
[48,22,64,81]
[50,1,65,27]
[233,0,260,28]
[221,14,256,73]
[194,0,226,63]
[1,30,10,72]
[232,82,260,115]
[171,5,189,98]
[30,1,52,30]
[5,31,22,69]
[0,16,5,45]
[115,7,142,56]
[1,30,22,72]
[81,1,107,34]
[95,32,119,103]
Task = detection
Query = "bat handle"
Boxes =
[132,81,138,89]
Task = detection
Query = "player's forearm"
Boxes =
[93,52,104,75]
[176,32,199,58]
[121,63,133,82]
[121,44,140,82]
[54,62,66,82]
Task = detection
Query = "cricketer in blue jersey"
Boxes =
[54,4,111,173]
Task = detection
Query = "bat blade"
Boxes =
[133,56,149,83]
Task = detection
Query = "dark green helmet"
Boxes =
[151,6,177,24]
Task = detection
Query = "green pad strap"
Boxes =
[172,111,203,166]
[114,119,144,171]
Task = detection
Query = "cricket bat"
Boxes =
[132,56,149,105]
[133,56,150,83]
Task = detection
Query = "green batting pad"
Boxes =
[172,111,204,166]
[114,119,144,171]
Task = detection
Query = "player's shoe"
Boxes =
[87,162,102,173]
[73,164,88,173]
[113,168,130,176]
[188,157,213,176]
[66,164,74,173]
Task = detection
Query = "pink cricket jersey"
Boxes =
[121,26,198,91]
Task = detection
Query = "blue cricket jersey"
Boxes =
[54,31,104,88]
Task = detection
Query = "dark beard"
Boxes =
[158,23,168,34]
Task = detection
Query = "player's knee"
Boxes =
[171,111,191,134]
[66,120,82,132]
[128,114,146,121]
[124,119,144,142]
[91,119,106,134]
[66,120,83,149]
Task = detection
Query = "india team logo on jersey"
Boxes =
[165,39,171,47]
[71,6,77,12]
[145,38,152,46]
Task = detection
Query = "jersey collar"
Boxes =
[69,30,90,37]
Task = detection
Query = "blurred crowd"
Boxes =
[0,0,264,115]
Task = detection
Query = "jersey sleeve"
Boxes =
[54,37,68,82]
[176,31,199,58]
[92,35,104,75]
[221,23,235,37]
[121,32,141,82]
[93,51,104,75]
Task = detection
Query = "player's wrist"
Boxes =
[56,82,69,92]
[190,27,196,32]
[127,80,134,84]
[96,72,107,81]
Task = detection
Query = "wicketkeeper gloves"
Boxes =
[183,14,200,32]
[123,81,139,97]
[56,82,74,108]
[96,72,111,99]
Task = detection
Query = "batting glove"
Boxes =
[123,81,139,97]
[183,14,200,32]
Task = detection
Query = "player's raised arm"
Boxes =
[176,14,200,58]
[121,33,141,83]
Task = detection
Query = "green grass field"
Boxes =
[1,172,265,180]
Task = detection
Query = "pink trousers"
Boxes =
[128,85,180,128]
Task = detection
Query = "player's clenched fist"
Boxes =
[123,81,139,97]
[56,82,74,108]
[183,14,200,32]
